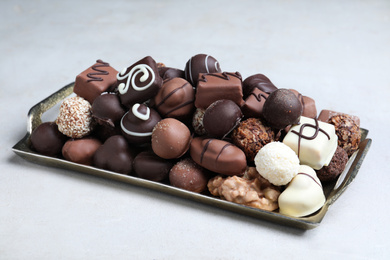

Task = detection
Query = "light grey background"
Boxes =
[1,0,389,259]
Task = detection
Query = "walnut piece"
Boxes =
[207,167,281,211]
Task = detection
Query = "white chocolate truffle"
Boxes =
[278,165,326,217]
[254,142,300,186]
[283,116,338,170]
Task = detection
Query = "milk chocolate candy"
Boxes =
[195,72,245,109]
[289,89,317,119]
[73,60,118,104]
[62,137,102,166]
[153,77,195,119]
[158,66,185,80]
[278,165,326,217]
[117,56,163,108]
[318,109,360,126]
[241,88,269,118]
[190,137,246,176]
[283,116,338,170]
[120,103,161,144]
[184,54,222,87]
[133,150,174,182]
[242,73,277,97]
[93,135,134,175]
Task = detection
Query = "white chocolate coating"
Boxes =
[132,103,150,121]
[117,64,155,94]
[283,116,338,170]
[278,165,326,217]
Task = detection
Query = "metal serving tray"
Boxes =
[12,82,372,230]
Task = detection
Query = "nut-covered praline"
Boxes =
[203,99,243,139]
[316,146,348,182]
[262,89,302,129]
[120,103,161,145]
[151,118,192,159]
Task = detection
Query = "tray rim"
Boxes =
[12,82,372,230]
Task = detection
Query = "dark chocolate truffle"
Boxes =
[62,137,102,165]
[316,146,348,182]
[192,108,206,136]
[117,56,163,108]
[93,135,134,175]
[92,93,126,128]
[153,78,195,119]
[262,89,302,129]
[184,54,222,87]
[169,158,210,193]
[151,118,192,159]
[203,99,243,139]
[120,103,161,145]
[133,150,174,182]
[30,122,68,156]
[231,118,275,162]
[158,66,185,80]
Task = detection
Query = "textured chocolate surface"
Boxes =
[151,118,192,159]
[318,109,360,127]
[93,135,134,175]
[203,99,243,139]
[30,122,68,156]
[92,93,126,128]
[231,118,275,162]
[73,59,118,104]
[190,137,247,176]
[316,146,348,182]
[195,72,245,109]
[263,89,302,129]
[184,54,221,87]
[120,103,161,144]
[153,77,195,119]
[242,73,277,97]
[133,150,174,182]
[117,56,163,108]
[169,158,210,193]
[62,137,102,165]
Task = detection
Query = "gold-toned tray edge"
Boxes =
[12,83,372,230]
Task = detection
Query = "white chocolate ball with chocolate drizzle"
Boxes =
[278,165,326,217]
[120,103,161,145]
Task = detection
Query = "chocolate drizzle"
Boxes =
[297,172,322,188]
[198,72,242,83]
[199,139,233,164]
[87,60,110,82]
[291,118,330,158]
[249,92,268,102]
[216,143,233,162]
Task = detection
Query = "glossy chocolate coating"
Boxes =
[190,137,246,176]
[184,54,222,87]
[158,66,185,80]
[289,89,317,119]
[153,78,195,119]
[73,59,118,104]
[93,135,133,175]
[121,103,161,144]
[169,158,210,193]
[195,72,245,109]
[241,88,269,118]
[30,122,68,156]
[151,118,192,159]
[262,89,302,129]
[203,99,243,139]
[242,74,277,97]
[62,137,102,165]
[117,56,163,108]
[133,150,174,182]
[92,93,126,128]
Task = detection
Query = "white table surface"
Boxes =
[1,0,389,259]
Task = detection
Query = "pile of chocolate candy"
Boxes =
[30,54,361,217]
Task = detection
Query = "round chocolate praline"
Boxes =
[184,54,222,87]
[203,99,243,139]
[133,150,175,182]
[316,146,348,182]
[92,93,126,128]
[62,137,102,165]
[262,89,302,129]
[121,103,161,145]
[30,122,68,156]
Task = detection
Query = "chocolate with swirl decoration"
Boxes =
[73,59,118,104]
[194,72,245,109]
[117,56,163,108]
[283,116,338,170]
